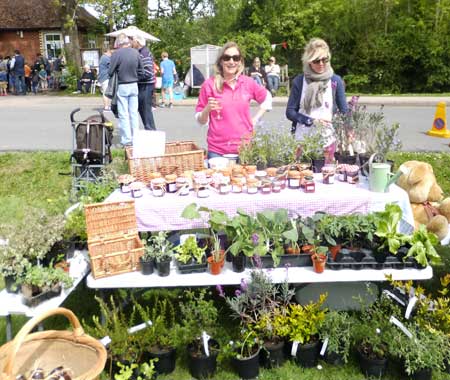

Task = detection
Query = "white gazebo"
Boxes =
[189,44,221,88]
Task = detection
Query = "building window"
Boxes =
[44,33,63,59]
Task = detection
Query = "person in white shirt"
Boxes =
[264,56,280,96]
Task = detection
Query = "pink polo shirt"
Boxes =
[196,75,268,155]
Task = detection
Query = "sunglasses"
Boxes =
[222,54,241,62]
[312,57,329,64]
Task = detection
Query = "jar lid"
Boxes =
[288,170,301,178]
[305,175,314,180]
[165,174,177,181]
[266,167,277,176]
[245,165,257,174]
[255,170,267,177]
[176,177,187,182]
[205,168,214,176]
[246,178,258,185]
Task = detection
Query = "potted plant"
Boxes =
[319,310,354,365]
[298,121,328,173]
[174,235,207,274]
[147,231,173,277]
[311,247,328,273]
[207,233,225,275]
[227,327,262,380]
[19,264,73,306]
[404,225,441,268]
[294,216,316,266]
[114,359,157,380]
[134,295,178,375]
[389,323,446,380]
[140,239,156,275]
[276,294,327,368]
[174,289,220,380]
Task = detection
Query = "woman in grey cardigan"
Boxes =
[286,38,348,163]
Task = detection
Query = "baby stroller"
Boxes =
[70,108,113,192]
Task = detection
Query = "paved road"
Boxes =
[1,95,450,152]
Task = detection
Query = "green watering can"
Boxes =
[368,153,408,193]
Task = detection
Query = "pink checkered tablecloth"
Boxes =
[106,175,415,233]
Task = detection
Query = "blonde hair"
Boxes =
[214,41,244,92]
[161,52,168,59]
[302,38,331,64]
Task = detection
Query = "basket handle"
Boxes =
[3,307,85,377]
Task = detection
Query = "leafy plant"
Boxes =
[374,203,409,254]
[209,232,225,263]
[319,310,354,364]
[19,264,73,289]
[405,225,441,267]
[298,121,328,161]
[174,236,206,264]
[145,231,174,263]
[276,294,328,344]
[226,327,261,359]
[114,359,157,380]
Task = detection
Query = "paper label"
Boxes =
[128,320,152,334]
[100,336,111,347]
[202,331,211,357]
[383,289,406,306]
[320,337,329,356]
[291,340,299,357]
[389,316,413,338]
[405,296,418,319]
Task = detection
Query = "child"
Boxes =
[38,65,48,91]
[31,69,39,94]
[0,68,7,96]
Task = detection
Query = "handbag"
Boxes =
[104,71,118,99]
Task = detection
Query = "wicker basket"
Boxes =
[85,200,144,279]
[0,308,107,380]
[126,141,204,182]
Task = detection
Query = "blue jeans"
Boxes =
[117,83,139,145]
[253,76,263,86]
[15,74,26,94]
[267,75,279,92]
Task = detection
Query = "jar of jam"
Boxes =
[272,180,283,193]
[196,179,210,198]
[322,165,336,184]
[261,182,272,194]
[219,181,231,195]
[337,165,347,182]
[176,177,190,196]
[266,167,277,180]
[246,178,259,194]
[304,175,315,193]
[232,165,244,177]
[165,174,177,193]
[245,165,257,178]
[346,165,359,184]
[151,178,166,197]
[231,178,243,193]
[288,170,301,189]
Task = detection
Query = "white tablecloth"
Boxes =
[106,175,415,233]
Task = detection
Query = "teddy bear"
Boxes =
[396,160,450,241]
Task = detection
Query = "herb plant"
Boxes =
[174,236,206,264]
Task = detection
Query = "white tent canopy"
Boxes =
[106,26,160,42]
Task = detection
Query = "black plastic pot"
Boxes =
[336,152,358,165]
[260,340,285,369]
[324,350,345,365]
[287,340,320,368]
[232,253,246,273]
[232,347,260,379]
[444,358,450,374]
[140,257,154,275]
[176,258,208,274]
[357,348,388,378]
[187,339,219,379]
[410,368,432,380]
[146,346,176,374]
[312,158,326,173]
[4,275,19,293]
[156,259,171,277]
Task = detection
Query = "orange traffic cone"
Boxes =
[427,101,450,138]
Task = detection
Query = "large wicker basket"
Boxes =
[126,141,204,182]
[0,308,107,380]
[85,200,144,279]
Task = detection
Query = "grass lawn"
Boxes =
[0,150,449,380]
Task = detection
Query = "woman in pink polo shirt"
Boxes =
[195,41,272,159]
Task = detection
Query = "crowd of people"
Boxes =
[0,51,65,95]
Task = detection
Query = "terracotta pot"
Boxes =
[312,255,327,273]
[207,255,224,275]
[301,245,315,254]
[329,245,342,261]
[285,245,300,255]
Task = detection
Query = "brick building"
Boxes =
[0,0,105,66]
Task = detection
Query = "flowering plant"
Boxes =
[297,121,328,161]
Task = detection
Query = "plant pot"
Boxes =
[21,283,62,307]
[409,368,432,380]
[232,253,246,273]
[357,347,388,378]
[54,260,70,273]
[187,339,219,379]
[4,275,19,294]
[146,346,176,375]
[284,245,300,255]
[329,244,342,261]
[324,350,345,366]
[176,258,208,274]
[207,256,223,275]
[232,347,260,380]
[312,256,327,273]
[140,257,154,275]
[260,339,285,369]
[156,259,171,277]
[288,339,320,368]
[336,151,358,165]
[312,158,326,173]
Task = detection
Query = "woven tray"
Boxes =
[85,200,144,279]
[126,141,204,181]
[0,308,107,380]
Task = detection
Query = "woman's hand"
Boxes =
[207,97,222,112]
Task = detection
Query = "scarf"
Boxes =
[300,63,334,115]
